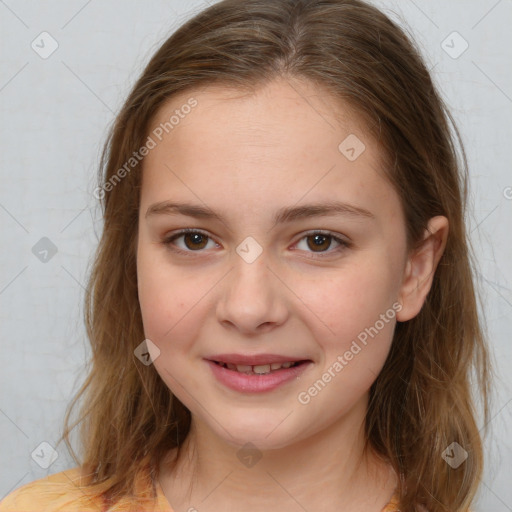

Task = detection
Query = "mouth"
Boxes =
[209,359,309,375]
[205,354,313,392]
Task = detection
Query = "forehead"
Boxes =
[148,77,372,154]
[141,78,399,228]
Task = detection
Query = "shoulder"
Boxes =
[0,467,101,512]
[380,495,472,512]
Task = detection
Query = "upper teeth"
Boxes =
[221,362,294,374]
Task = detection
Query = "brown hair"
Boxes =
[58,1,491,510]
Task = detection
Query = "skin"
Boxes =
[136,77,448,512]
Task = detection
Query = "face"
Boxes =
[136,78,411,451]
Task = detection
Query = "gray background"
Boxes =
[1,0,511,510]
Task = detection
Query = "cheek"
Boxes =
[293,269,399,415]
[295,260,399,364]
[136,256,209,394]
[137,247,200,349]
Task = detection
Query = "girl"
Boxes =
[0,0,491,511]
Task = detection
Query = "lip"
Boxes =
[205,359,313,393]
[206,353,308,365]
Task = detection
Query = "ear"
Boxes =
[396,216,449,322]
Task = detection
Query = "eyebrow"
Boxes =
[145,200,375,226]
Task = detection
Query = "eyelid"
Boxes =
[163,228,220,254]
[291,230,350,258]
[162,228,350,257]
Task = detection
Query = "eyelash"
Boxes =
[161,228,350,259]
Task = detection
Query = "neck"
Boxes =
[159,394,397,512]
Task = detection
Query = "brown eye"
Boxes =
[182,232,208,250]
[163,230,216,253]
[294,231,349,258]
[306,234,332,252]
[163,229,349,258]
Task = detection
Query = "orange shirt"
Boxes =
[0,457,400,511]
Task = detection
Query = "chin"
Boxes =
[204,409,306,452]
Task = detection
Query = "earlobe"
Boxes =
[396,216,449,322]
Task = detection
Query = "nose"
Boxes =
[215,252,289,335]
